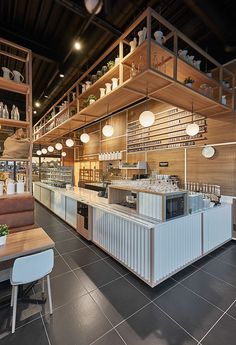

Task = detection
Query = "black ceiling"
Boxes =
[1,0,236,123]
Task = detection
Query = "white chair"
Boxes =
[10,249,54,333]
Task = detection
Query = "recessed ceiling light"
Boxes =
[59,73,64,78]
[33,110,37,114]
[35,101,40,107]
[44,94,49,98]
[74,41,81,50]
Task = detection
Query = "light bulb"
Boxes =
[41,148,47,154]
[48,146,54,153]
[74,41,81,50]
[80,133,90,143]
[35,101,40,108]
[102,124,114,137]
[61,151,67,157]
[186,123,200,136]
[65,138,74,147]
[55,143,63,150]
[36,150,42,156]
[139,110,155,127]
[59,73,64,78]
[84,0,103,14]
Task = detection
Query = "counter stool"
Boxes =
[10,249,54,333]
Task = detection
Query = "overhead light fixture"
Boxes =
[139,110,155,127]
[59,73,64,78]
[36,150,42,156]
[41,148,47,154]
[48,146,54,153]
[84,0,103,14]
[80,132,90,143]
[74,41,81,50]
[33,110,37,114]
[61,151,67,157]
[65,138,74,147]
[102,124,114,137]
[44,95,49,99]
[55,143,63,151]
[186,103,200,136]
[35,101,40,108]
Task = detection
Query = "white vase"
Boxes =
[0,235,6,246]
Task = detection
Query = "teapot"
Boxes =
[193,60,201,70]
[178,49,188,60]
[129,37,137,53]
[138,27,147,46]
[105,82,112,94]
[154,31,166,45]
[111,78,119,89]
[100,88,105,98]
[12,70,24,83]
[2,67,13,80]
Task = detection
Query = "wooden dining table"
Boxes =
[0,227,55,305]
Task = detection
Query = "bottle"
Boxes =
[3,105,9,119]
[0,102,3,118]
[11,105,16,119]
[15,106,20,120]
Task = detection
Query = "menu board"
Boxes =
[127,107,207,152]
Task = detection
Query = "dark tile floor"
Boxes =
[0,202,236,345]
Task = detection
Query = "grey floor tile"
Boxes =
[215,249,236,267]
[171,265,198,282]
[226,301,236,319]
[44,294,112,345]
[51,255,71,278]
[104,257,130,276]
[202,259,236,287]
[47,230,75,243]
[182,270,236,311]
[56,237,86,254]
[74,260,120,292]
[62,247,101,269]
[88,244,109,258]
[92,330,125,345]
[90,277,150,326]
[155,284,222,341]
[117,303,197,345]
[192,256,215,268]
[201,314,236,345]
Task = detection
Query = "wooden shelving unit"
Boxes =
[0,38,32,192]
[33,7,235,145]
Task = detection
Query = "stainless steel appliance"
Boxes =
[164,192,188,220]
[77,201,92,240]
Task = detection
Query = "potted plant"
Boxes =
[184,77,194,88]
[88,95,97,105]
[107,60,115,70]
[0,224,9,246]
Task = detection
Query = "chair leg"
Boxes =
[12,285,18,334]
[46,275,53,315]
[10,286,14,307]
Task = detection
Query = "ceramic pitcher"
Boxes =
[81,84,86,93]
[100,88,105,98]
[193,60,201,70]
[138,27,147,46]
[178,50,188,60]
[12,70,24,83]
[129,37,137,53]
[2,67,13,80]
[111,78,119,89]
[154,31,166,45]
[105,83,112,94]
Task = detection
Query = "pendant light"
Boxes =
[139,85,155,127]
[36,150,42,156]
[80,132,90,143]
[102,105,114,137]
[41,148,47,154]
[48,146,54,153]
[55,143,63,151]
[186,103,199,136]
[61,151,67,157]
[84,0,103,14]
[65,138,74,147]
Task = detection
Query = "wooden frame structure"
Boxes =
[33,7,235,145]
[0,38,32,192]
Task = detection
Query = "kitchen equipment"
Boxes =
[12,70,24,83]
[138,27,147,46]
[187,55,195,65]
[2,67,13,80]
[16,180,24,193]
[77,201,92,240]
[105,82,112,94]
[111,78,119,89]
[178,50,188,60]
[165,192,187,220]
[154,31,166,45]
[7,181,15,195]
[193,60,201,70]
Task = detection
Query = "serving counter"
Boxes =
[33,182,232,287]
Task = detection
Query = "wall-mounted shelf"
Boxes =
[0,76,30,95]
[0,118,30,128]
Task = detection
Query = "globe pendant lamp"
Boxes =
[102,124,114,137]
[65,138,74,147]
[61,151,67,157]
[41,148,47,154]
[139,86,155,127]
[186,103,199,136]
[55,143,63,151]
[48,146,54,153]
[36,150,42,156]
[80,132,90,143]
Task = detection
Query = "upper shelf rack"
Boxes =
[33,7,235,144]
